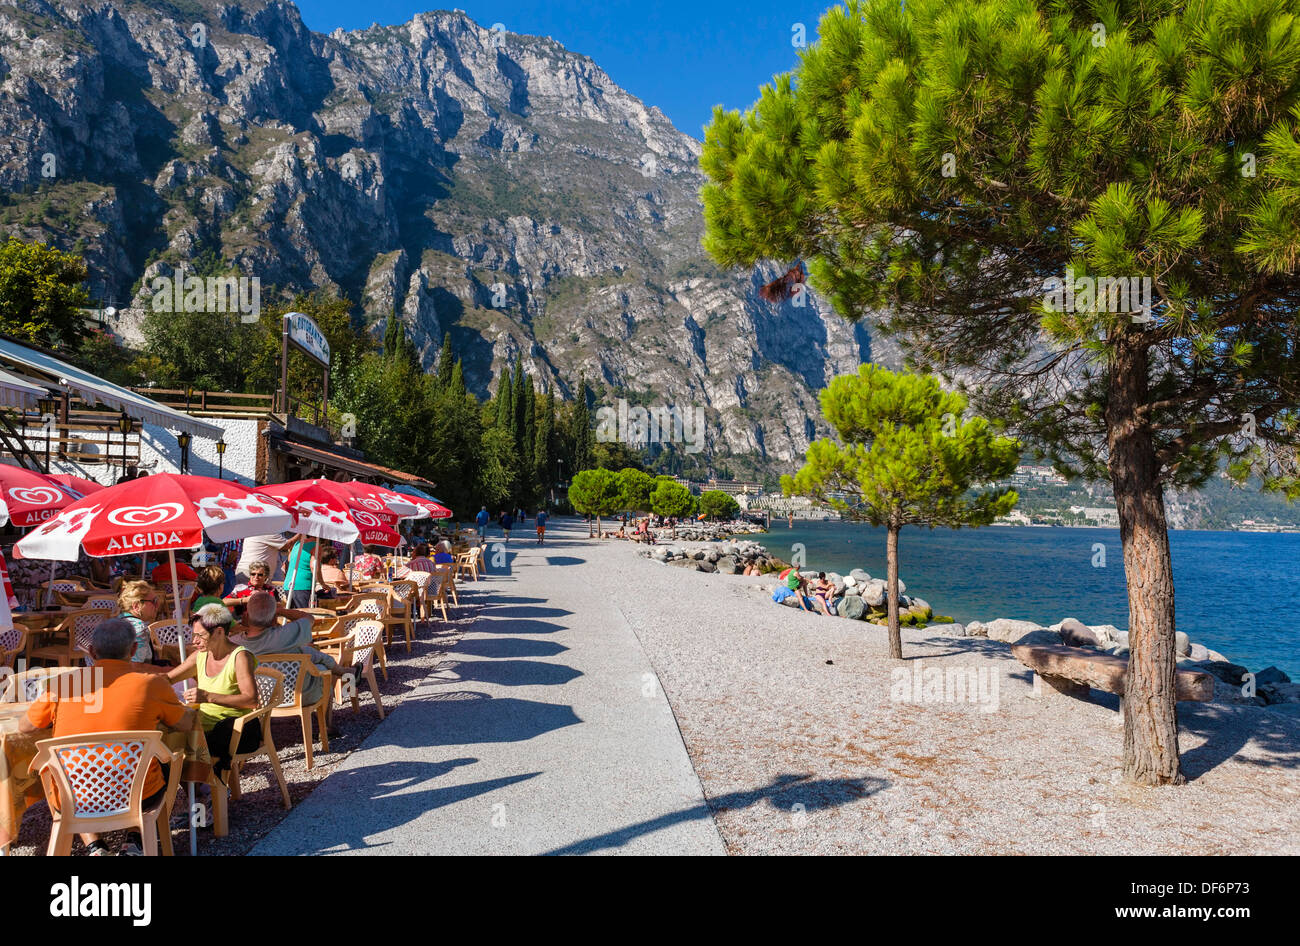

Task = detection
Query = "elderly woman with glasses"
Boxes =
[168,603,259,781]
[117,579,158,664]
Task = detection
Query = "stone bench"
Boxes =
[1010,643,1214,702]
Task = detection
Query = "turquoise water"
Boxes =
[766,521,1299,678]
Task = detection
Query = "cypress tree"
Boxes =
[535,385,555,503]
[436,333,454,388]
[495,363,513,431]
[522,379,537,505]
[511,355,527,452]
[573,374,592,472]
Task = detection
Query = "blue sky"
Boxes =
[295,0,833,139]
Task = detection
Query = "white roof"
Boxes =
[0,366,50,410]
[0,337,222,438]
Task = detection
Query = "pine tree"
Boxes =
[783,366,1018,658]
[535,386,555,503]
[702,0,1300,784]
[494,363,513,431]
[511,354,527,453]
[436,333,454,389]
[573,374,592,472]
[522,379,537,507]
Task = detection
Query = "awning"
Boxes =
[267,435,434,487]
[0,337,222,438]
[0,367,50,410]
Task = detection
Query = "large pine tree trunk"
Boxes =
[1107,332,1183,786]
[886,524,902,659]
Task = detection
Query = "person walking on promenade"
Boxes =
[475,506,489,542]
[535,509,549,546]
[500,509,515,542]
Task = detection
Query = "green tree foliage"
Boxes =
[650,478,695,518]
[698,489,741,521]
[616,467,655,513]
[783,366,1018,658]
[572,375,592,472]
[568,467,621,535]
[701,0,1300,785]
[0,237,91,348]
[477,426,518,510]
[591,439,646,472]
[534,386,556,503]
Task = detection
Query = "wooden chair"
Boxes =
[454,548,481,581]
[0,665,78,702]
[156,582,196,605]
[27,609,103,667]
[0,627,27,670]
[32,730,183,856]
[425,569,452,622]
[397,569,433,618]
[255,654,332,770]
[226,667,292,810]
[40,578,88,607]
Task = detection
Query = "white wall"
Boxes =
[47,418,260,485]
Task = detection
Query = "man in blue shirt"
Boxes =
[535,509,548,545]
[500,510,515,542]
[475,506,489,541]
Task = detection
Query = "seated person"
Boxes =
[22,618,195,855]
[784,569,813,611]
[190,564,227,614]
[117,580,158,665]
[231,592,351,732]
[148,554,197,584]
[224,559,279,614]
[811,572,836,617]
[318,545,352,595]
[432,541,455,564]
[351,546,387,581]
[168,604,258,783]
[401,543,437,574]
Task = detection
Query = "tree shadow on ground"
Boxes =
[540,772,889,855]
[477,605,573,619]
[381,691,582,747]
[454,637,569,659]
[544,556,584,566]
[1178,703,1300,779]
[433,658,581,688]
[254,760,540,855]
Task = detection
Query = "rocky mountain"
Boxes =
[0,0,892,470]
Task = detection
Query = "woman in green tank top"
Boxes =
[168,603,260,780]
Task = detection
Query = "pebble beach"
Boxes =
[609,526,1300,854]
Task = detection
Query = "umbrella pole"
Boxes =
[169,549,197,858]
[45,560,55,607]
[310,540,319,608]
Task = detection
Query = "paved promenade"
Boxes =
[253,520,725,855]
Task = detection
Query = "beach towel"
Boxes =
[772,586,795,604]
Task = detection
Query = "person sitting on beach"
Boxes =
[743,561,762,577]
[811,572,836,617]
[783,569,813,611]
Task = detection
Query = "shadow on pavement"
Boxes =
[454,637,570,659]
[442,658,582,688]
[258,761,539,855]
[393,691,582,746]
[540,772,889,855]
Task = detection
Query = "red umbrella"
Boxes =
[14,473,298,857]
[47,473,106,499]
[393,494,453,520]
[254,479,402,605]
[338,481,419,522]
[0,466,78,527]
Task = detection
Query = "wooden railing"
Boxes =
[11,408,141,468]
[127,387,274,417]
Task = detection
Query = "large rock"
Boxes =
[706,550,720,563]
[1261,682,1300,705]
[1016,629,1067,648]
[843,574,857,589]
[716,556,739,575]
[983,619,1047,643]
[938,623,967,637]
[861,580,887,607]
[849,568,871,583]
[1090,625,1123,646]
[1256,666,1292,686]
[1112,631,1130,649]
[1188,642,1211,662]
[1194,661,1249,686]
[696,560,717,573]
[966,621,988,638]
[779,593,801,608]
[1175,631,1191,656]
[691,549,706,561]
[1059,618,1101,648]
[839,594,866,620]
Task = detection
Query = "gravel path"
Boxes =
[251,522,725,855]
[604,531,1300,854]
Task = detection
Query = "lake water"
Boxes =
[765,521,1299,678]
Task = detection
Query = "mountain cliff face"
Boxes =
[0,0,892,467]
